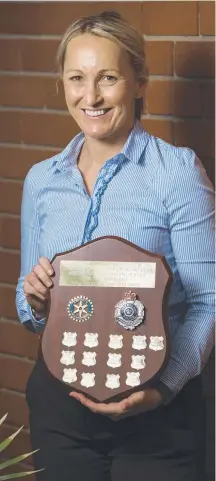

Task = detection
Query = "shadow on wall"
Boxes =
[174,45,215,185]
[173,43,215,481]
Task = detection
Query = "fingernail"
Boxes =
[48,269,53,275]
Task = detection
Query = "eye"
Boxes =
[69,76,83,81]
[100,75,117,84]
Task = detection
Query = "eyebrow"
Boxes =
[64,69,120,74]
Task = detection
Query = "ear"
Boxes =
[136,79,147,98]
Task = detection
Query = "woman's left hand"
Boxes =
[69,388,162,419]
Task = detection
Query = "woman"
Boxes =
[16,11,214,481]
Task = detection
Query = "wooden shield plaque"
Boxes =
[41,236,172,402]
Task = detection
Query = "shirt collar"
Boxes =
[50,120,149,173]
[50,132,85,173]
[121,120,150,164]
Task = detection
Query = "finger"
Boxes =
[33,264,53,288]
[24,274,49,301]
[70,392,128,415]
[25,285,46,302]
[109,404,148,421]
[69,392,100,412]
[124,391,146,409]
[38,257,54,276]
[25,295,46,313]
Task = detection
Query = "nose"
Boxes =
[84,81,102,106]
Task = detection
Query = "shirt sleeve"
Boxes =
[16,170,45,333]
[159,153,215,394]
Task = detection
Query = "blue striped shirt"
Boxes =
[16,120,215,394]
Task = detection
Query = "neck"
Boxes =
[81,126,134,167]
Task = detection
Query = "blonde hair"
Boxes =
[57,11,148,119]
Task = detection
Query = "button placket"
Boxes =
[82,157,124,244]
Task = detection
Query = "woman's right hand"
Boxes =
[24,257,54,316]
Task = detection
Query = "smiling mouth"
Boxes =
[82,108,111,118]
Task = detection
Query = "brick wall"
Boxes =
[0,2,215,479]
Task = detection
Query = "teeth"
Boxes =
[85,109,106,117]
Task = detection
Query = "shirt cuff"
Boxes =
[155,381,175,405]
[26,303,46,332]
[159,357,191,394]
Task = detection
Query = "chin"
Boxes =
[81,125,115,140]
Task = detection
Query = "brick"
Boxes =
[175,41,215,78]
[0,39,21,71]
[174,81,203,117]
[0,355,34,391]
[147,80,204,117]
[0,75,65,110]
[145,41,173,75]
[0,111,80,147]
[0,38,59,72]
[141,118,174,144]
[0,390,29,427]
[173,80,214,119]
[199,1,215,35]
[0,321,38,360]
[0,146,60,180]
[0,216,20,250]
[0,181,23,214]
[174,119,214,158]
[0,2,142,35]
[142,1,198,35]
[175,80,208,118]
[147,81,173,115]
[0,111,22,143]
[0,251,20,285]
[20,112,80,147]
[201,81,215,118]
[0,286,17,319]
[0,425,32,463]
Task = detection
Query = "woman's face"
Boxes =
[62,33,142,141]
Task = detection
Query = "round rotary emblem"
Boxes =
[67,295,94,322]
[115,291,144,330]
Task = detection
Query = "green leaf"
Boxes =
[0,415,8,428]
[0,427,23,454]
[0,413,43,479]
[0,469,43,479]
[0,450,39,471]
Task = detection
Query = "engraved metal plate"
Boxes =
[60,260,156,288]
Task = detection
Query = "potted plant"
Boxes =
[0,413,41,480]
